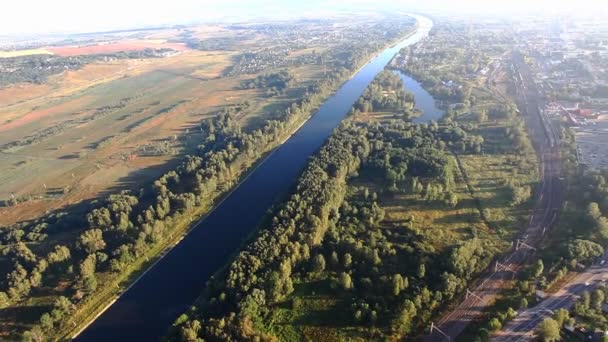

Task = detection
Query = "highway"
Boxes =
[493,255,608,341]
[426,50,563,341]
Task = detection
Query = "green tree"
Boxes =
[340,272,353,290]
[391,299,417,336]
[330,251,339,268]
[392,274,405,296]
[418,263,426,279]
[77,229,106,254]
[587,202,602,220]
[488,318,502,331]
[312,254,326,274]
[582,291,591,309]
[592,288,605,310]
[446,192,459,208]
[0,292,9,309]
[567,239,604,263]
[343,253,352,269]
[532,259,544,278]
[552,308,569,327]
[536,318,560,342]
[519,297,528,309]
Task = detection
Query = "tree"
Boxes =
[77,229,106,254]
[488,318,502,331]
[567,239,604,263]
[339,272,353,290]
[536,318,560,342]
[22,325,45,342]
[47,245,71,264]
[418,263,426,279]
[0,290,8,307]
[446,192,459,208]
[474,109,488,123]
[312,254,326,274]
[582,291,591,309]
[592,288,605,310]
[343,253,352,269]
[519,297,528,309]
[180,319,202,341]
[552,308,569,327]
[532,259,544,278]
[39,313,53,331]
[587,202,602,220]
[391,299,417,335]
[392,274,406,296]
[77,254,98,294]
[330,251,339,268]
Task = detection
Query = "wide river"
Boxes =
[75,14,435,341]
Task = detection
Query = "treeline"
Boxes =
[184,36,248,51]
[0,23,408,339]
[353,70,416,118]
[538,168,608,288]
[167,107,494,340]
[394,55,470,105]
[0,49,176,87]
[240,70,295,96]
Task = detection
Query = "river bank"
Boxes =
[74,14,434,342]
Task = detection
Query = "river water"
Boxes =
[397,72,445,123]
[75,15,435,341]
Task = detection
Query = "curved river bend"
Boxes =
[75,15,434,341]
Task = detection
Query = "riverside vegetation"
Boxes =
[0,18,418,341]
[167,64,539,341]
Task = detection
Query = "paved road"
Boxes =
[426,50,563,341]
[493,255,608,341]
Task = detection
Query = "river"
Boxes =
[74,14,435,341]
[397,72,445,123]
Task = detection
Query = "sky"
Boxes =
[1,0,607,35]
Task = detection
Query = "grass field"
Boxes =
[0,45,324,226]
[0,49,53,58]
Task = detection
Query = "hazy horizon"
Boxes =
[2,0,608,36]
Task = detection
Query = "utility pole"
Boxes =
[430,322,451,341]
[516,239,536,251]
[495,261,516,279]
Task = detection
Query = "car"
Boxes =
[601,260,606,265]
[585,282,591,286]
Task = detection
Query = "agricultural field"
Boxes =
[46,40,190,56]
[0,14,419,340]
[0,21,349,226]
[0,50,53,58]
